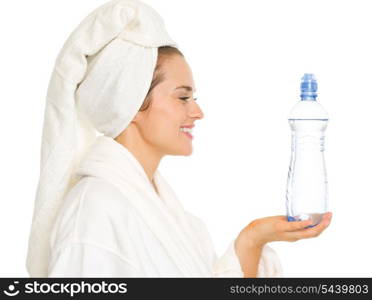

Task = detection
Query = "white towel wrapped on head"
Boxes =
[26,0,177,277]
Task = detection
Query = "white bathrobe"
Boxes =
[47,136,282,277]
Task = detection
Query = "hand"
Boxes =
[236,212,332,249]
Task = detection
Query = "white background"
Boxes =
[0,0,371,277]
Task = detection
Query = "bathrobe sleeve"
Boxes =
[186,213,283,277]
[48,243,140,277]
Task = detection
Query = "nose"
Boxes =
[188,99,204,120]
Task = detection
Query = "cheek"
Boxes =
[142,107,183,142]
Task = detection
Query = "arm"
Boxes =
[185,212,282,277]
[234,237,263,277]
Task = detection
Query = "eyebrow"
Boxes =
[174,85,196,92]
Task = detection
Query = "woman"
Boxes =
[26,0,332,277]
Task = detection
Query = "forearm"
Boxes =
[234,235,264,277]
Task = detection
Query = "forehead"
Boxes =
[160,56,195,91]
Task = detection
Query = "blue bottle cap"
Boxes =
[301,73,317,100]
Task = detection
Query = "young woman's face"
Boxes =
[134,55,204,156]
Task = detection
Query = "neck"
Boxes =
[114,124,163,184]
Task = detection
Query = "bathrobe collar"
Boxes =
[75,135,211,276]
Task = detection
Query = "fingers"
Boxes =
[271,217,312,235]
[251,213,333,243]
[322,212,333,225]
[286,219,313,232]
[286,212,332,241]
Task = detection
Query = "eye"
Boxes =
[179,97,198,102]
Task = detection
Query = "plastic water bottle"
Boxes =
[286,73,329,227]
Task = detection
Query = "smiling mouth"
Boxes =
[180,127,193,139]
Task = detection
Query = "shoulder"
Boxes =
[77,177,136,227]
[60,176,134,222]
[76,176,132,211]
[50,176,135,251]
[77,176,126,201]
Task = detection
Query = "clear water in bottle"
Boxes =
[286,74,329,227]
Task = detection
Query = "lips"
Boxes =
[181,131,193,139]
[179,125,194,139]
[180,124,194,129]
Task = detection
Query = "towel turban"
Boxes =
[26,0,177,277]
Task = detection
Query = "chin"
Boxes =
[170,146,193,156]
[182,149,193,156]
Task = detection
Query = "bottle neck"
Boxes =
[300,95,317,101]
